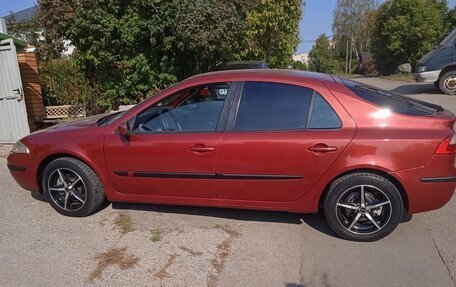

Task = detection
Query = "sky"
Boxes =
[1,0,455,54]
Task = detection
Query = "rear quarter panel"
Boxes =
[296,81,455,213]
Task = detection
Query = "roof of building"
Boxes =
[0,32,27,48]
[2,5,38,22]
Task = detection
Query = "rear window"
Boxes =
[344,80,443,116]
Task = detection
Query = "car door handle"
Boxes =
[308,145,338,153]
[189,145,214,152]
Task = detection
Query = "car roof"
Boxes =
[183,69,337,84]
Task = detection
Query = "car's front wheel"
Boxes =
[324,172,404,241]
[438,71,456,95]
[42,157,105,217]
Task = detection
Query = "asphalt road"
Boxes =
[0,78,455,287]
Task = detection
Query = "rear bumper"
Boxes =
[392,154,456,214]
[7,152,40,192]
[413,70,441,83]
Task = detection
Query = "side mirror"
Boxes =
[116,123,129,137]
[115,116,136,137]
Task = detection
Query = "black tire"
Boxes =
[438,71,456,95]
[324,172,403,241]
[434,81,439,89]
[42,157,105,217]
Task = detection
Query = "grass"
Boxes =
[208,224,240,287]
[88,247,139,282]
[154,254,178,279]
[333,73,363,79]
[380,73,415,82]
[150,228,162,242]
[179,246,203,256]
[113,214,132,235]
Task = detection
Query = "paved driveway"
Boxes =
[0,78,455,287]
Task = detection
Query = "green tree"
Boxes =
[65,0,178,111]
[39,57,94,107]
[165,0,248,80]
[243,0,302,68]
[447,7,456,31]
[38,0,77,59]
[372,0,449,74]
[292,60,307,71]
[308,34,343,74]
[332,0,376,58]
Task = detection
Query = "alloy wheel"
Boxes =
[335,185,392,235]
[47,168,87,211]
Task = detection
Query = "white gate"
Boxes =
[0,39,30,143]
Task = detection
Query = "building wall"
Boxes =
[17,52,43,132]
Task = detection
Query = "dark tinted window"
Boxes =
[310,94,341,129]
[344,80,442,116]
[235,82,313,131]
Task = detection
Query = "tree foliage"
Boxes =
[39,57,93,107]
[38,0,76,59]
[308,34,343,74]
[332,0,376,57]
[372,0,449,73]
[166,0,248,80]
[243,0,302,68]
[59,0,301,111]
[447,7,456,30]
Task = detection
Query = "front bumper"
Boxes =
[392,154,456,214]
[413,70,441,83]
[7,152,40,192]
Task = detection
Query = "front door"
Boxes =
[0,39,30,143]
[104,82,232,198]
[216,81,355,202]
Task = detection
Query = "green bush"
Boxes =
[39,57,95,111]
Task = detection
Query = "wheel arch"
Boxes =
[318,168,409,213]
[36,153,102,192]
[438,64,456,79]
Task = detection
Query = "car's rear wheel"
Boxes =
[438,71,456,95]
[324,172,403,241]
[42,157,105,217]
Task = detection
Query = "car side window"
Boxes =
[134,83,229,133]
[309,93,342,129]
[234,82,340,131]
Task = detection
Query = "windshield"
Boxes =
[438,28,456,47]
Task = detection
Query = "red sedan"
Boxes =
[7,70,456,241]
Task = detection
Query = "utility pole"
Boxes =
[345,40,349,74]
[348,38,353,74]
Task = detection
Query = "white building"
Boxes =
[293,53,309,65]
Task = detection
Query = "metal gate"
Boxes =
[0,39,30,143]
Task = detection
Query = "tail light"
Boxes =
[435,134,456,154]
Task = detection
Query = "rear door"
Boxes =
[215,81,355,202]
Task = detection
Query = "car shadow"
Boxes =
[390,83,441,95]
[301,212,339,238]
[30,191,46,202]
[111,201,304,224]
